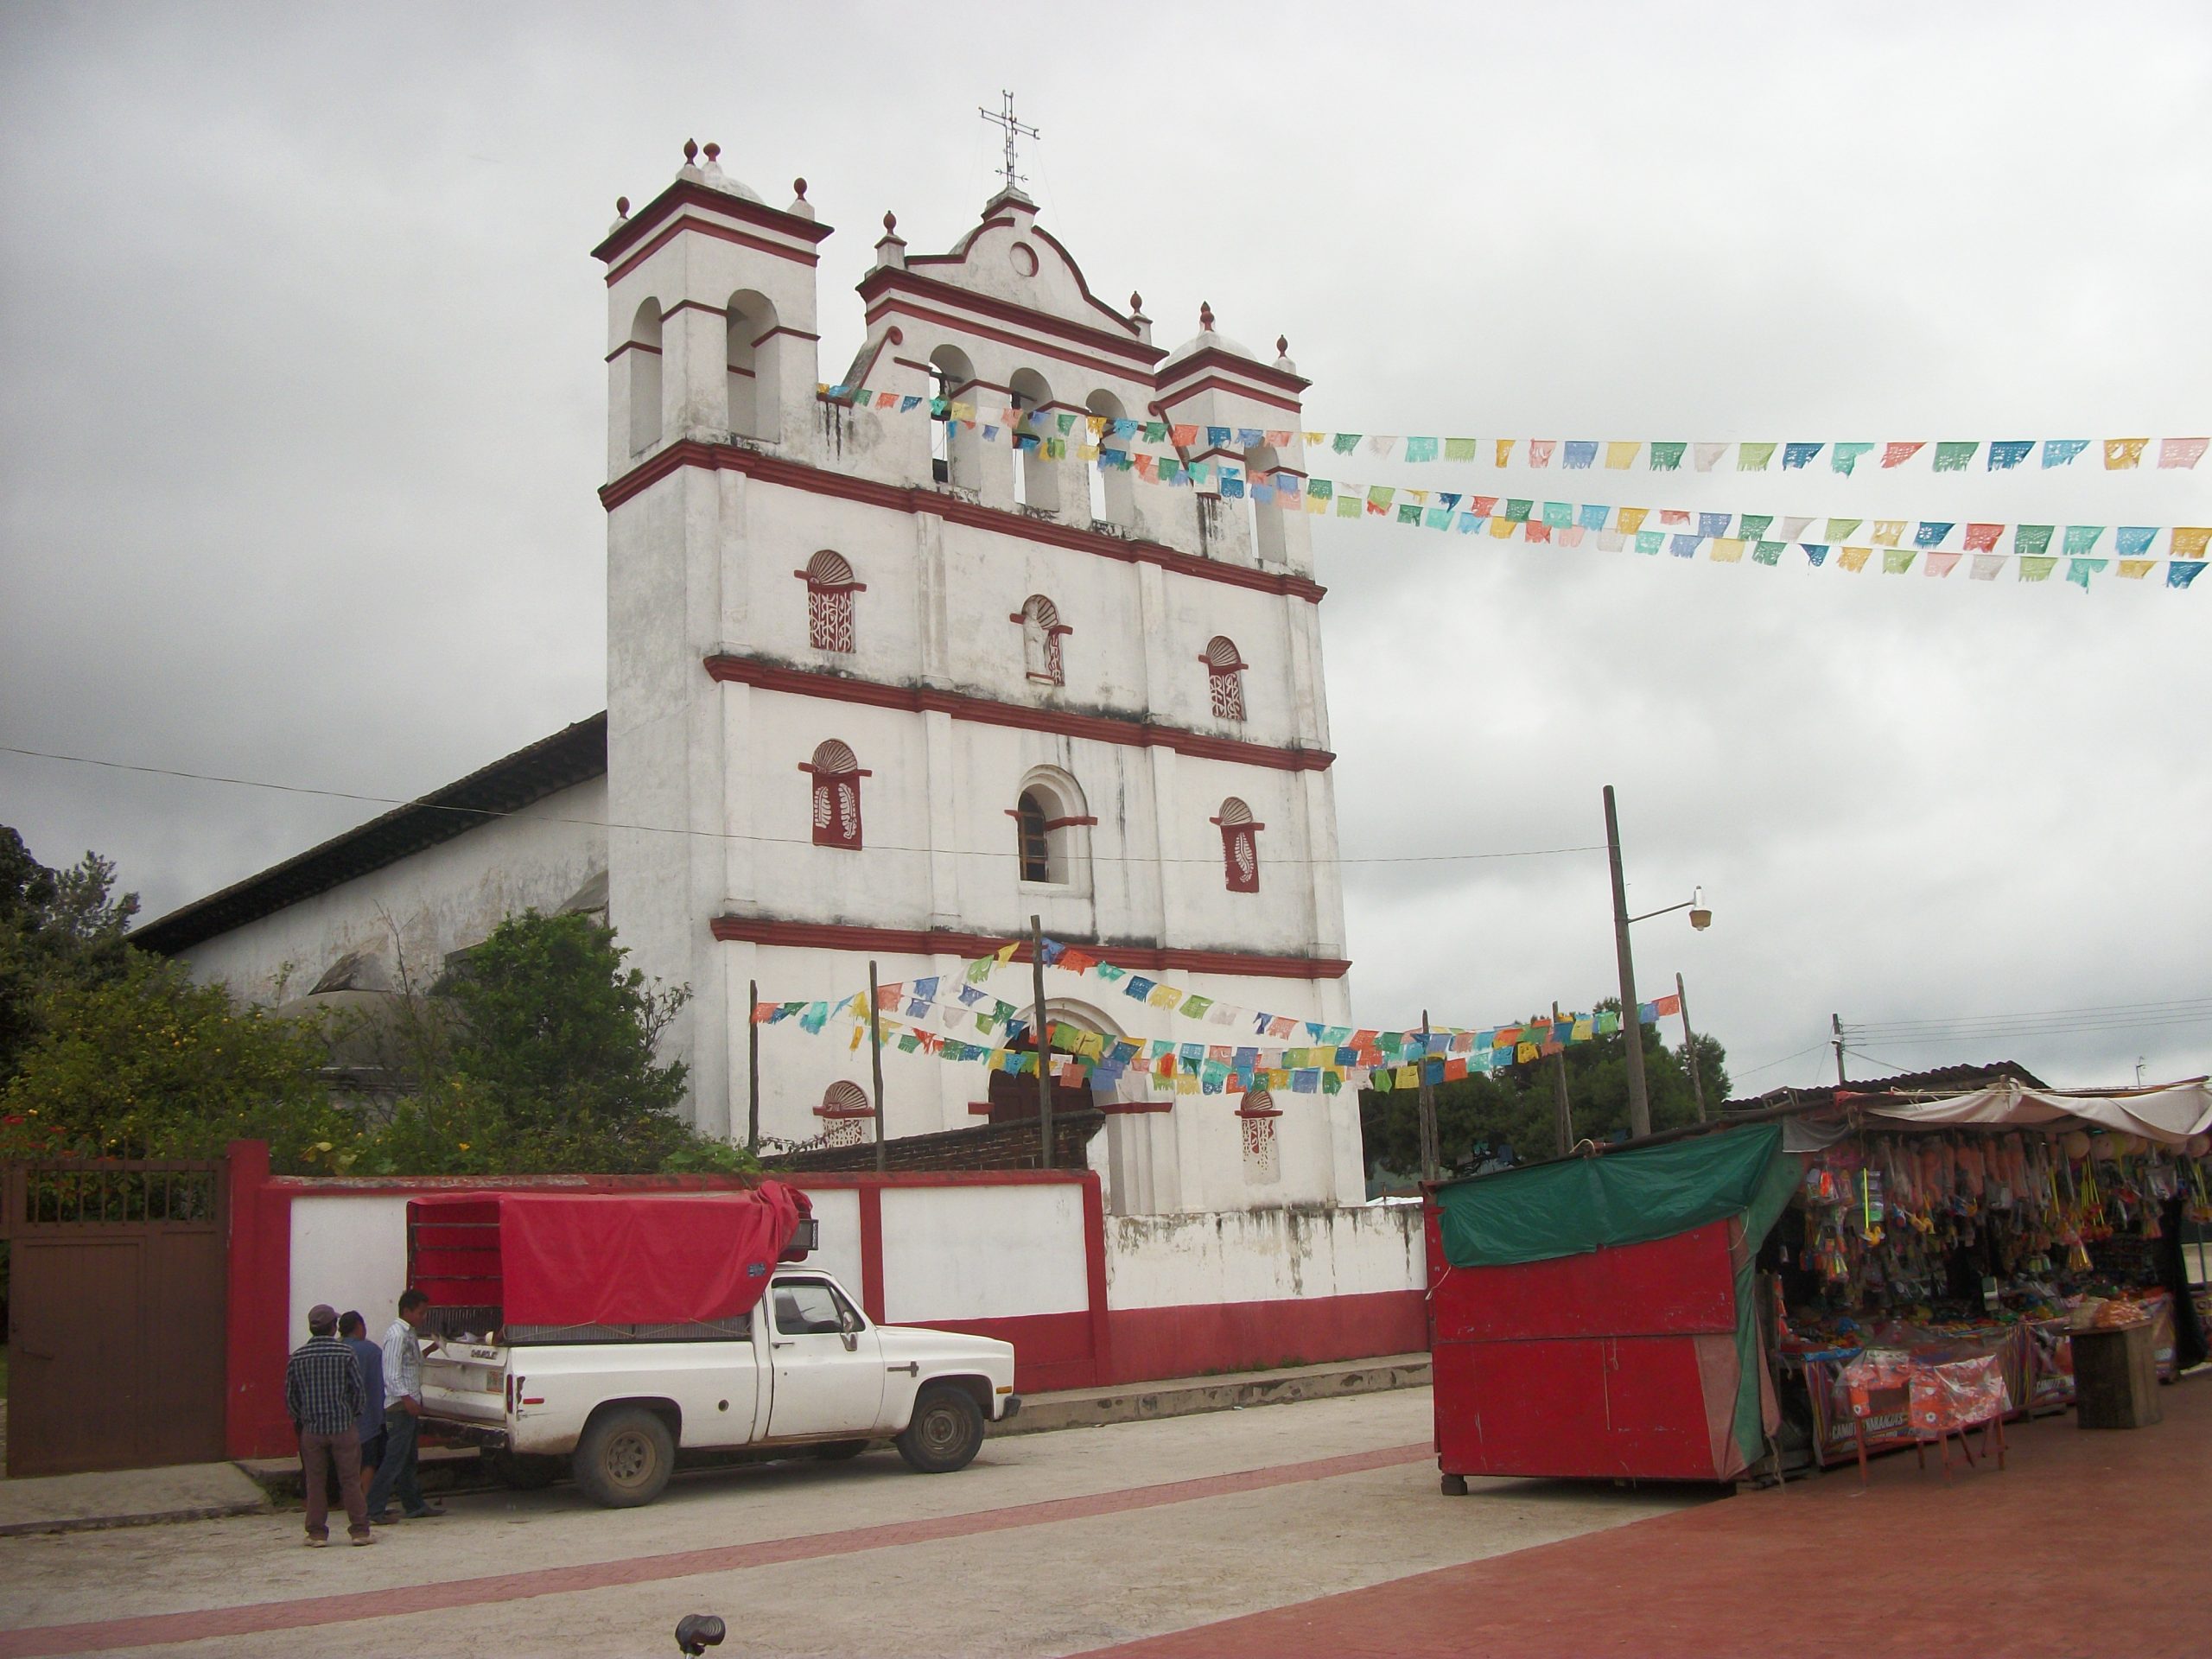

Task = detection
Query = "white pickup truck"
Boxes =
[420,1264,1020,1507]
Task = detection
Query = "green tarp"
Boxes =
[1437,1121,1795,1268]
[1436,1123,1803,1472]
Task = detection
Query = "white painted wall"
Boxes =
[1103,1203,1425,1312]
[181,777,608,1007]
[802,1186,864,1293]
[879,1185,1087,1323]
[289,1193,411,1344]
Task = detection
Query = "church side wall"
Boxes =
[176,777,610,1004]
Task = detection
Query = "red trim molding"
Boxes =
[593,178,833,267]
[864,297,1145,384]
[858,265,1162,367]
[708,915,1351,980]
[602,214,820,286]
[1155,346,1311,396]
[1154,372,1305,417]
[604,440,1326,604]
[704,652,1335,772]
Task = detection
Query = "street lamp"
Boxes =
[1603,785,1712,1141]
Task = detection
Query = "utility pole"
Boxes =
[1676,972,1706,1122]
[1832,1013,1847,1084]
[1604,785,1651,1139]
[747,976,760,1153]
[1415,1009,1440,1182]
[1031,915,1052,1169]
[1550,999,1574,1157]
[868,962,887,1173]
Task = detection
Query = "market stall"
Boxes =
[1772,1080,2212,1471]
[1426,1079,2212,1486]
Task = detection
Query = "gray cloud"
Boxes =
[3,1,2206,1094]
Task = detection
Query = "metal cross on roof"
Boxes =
[979,91,1040,194]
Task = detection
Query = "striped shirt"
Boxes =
[381,1318,424,1409]
[284,1335,366,1437]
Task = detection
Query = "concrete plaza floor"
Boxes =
[0,1376,2202,1658]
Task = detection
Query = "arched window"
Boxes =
[1239,1088,1281,1185]
[816,1079,874,1148]
[802,740,867,849]
[1008,367,1059,513]
[626,298,663,455]
[1204,635,1247,721]
[1244,442,1287,563]
[1214,798,1263,893]
[1087,390,1135,528]
[726,289,780,442]
[929,345,981,492]
[1010,770,1092,888]
[798,550,862,653]
[1012,594,1068,685]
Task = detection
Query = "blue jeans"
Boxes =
[365,1404,425,1516]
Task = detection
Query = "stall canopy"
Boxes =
[408,1181,811,1329]
[1436,1121,1801,1269]
[1849,1079,2212,1149]
[1433,1123,1803,1475]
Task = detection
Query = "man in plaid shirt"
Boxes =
[285,1303,374,1547]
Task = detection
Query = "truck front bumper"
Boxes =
[996,1395,1021,1422]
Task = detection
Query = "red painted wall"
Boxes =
[222,1147,1424,1457]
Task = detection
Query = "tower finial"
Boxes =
[615,196,630,218]
[883,211,897,232]
[1277,334,1288,356]
[1199,301,1215,333]
[793,177,808,200]
[683,137,698,164]
[702,142,720,162]
[978,91,1040,194]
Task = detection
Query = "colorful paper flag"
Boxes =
[1738,442,1778,472]
[1801,543,1830,566]
[1564,440,1599,469]
[2102,438,2147,470]
[1882,548,1916,575]
[2018,556,2057,582]
[2173,528,2211,559]
[1932,442,1978,472]
[1710,537,1746,563]
[1962,523,2002,552]
[2043,438,2088,468]
[1649,442,1687,471]
[1925,551,1961,578]
[1783,442,1823,470]
[2115,526,2157,556]
[2158,437,2208,469]
[1913,521,1954,549]
[2063,525,2106,555]
[1988,440,2034,470]
[1605,441,1640,469]
[1969,554,2004,581]
[1832,442,1876,475]
[1694,442,1727,472]
[1529,440,1557,468]
[2169,560,2206,589]
[2066,557,2107,588]
[1881,442,1927,468]
[1840,545,1872,571]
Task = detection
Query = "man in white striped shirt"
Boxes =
[365,1287,448,1522]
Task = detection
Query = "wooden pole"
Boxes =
[1416,1009,1440,1182]
[1550,999,1573,1157]
[1832,1012,1847,1084]
[1031,915,1052,1169]
[1677,972,1707,1122]
[1605,785,1651,1139]
[747,976,760,1153]
[868,960,887,1173]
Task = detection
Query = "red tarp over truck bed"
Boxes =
[408,1182,811,1328]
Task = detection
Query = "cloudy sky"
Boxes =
[3,2,2207,1094]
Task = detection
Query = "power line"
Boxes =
[1731,1039,1833,1080]
[1842,995,2212,1033]
[0,742,1605,870]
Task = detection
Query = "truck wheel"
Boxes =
[894,1385,984,1474]
[574,1407,675,1508]
[811,1440,872,1461]
[487,1449,561,1491]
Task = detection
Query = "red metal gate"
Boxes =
[3,1158,229,1476]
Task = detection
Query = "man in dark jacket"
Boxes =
[284,1303,373,1547]
[339,1311,386,1477]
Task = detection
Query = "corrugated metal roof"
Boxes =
[131,714,607,956]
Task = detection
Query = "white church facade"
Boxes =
[141,142,1358,1217]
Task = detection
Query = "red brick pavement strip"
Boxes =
[1074,1375,2212,1659]
[0,1442,1431,1657]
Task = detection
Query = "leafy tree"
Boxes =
[1359,1000,1730,1179]
[0,827,140,1082]
[0,950,355,1172]
[359,910,755,1177]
